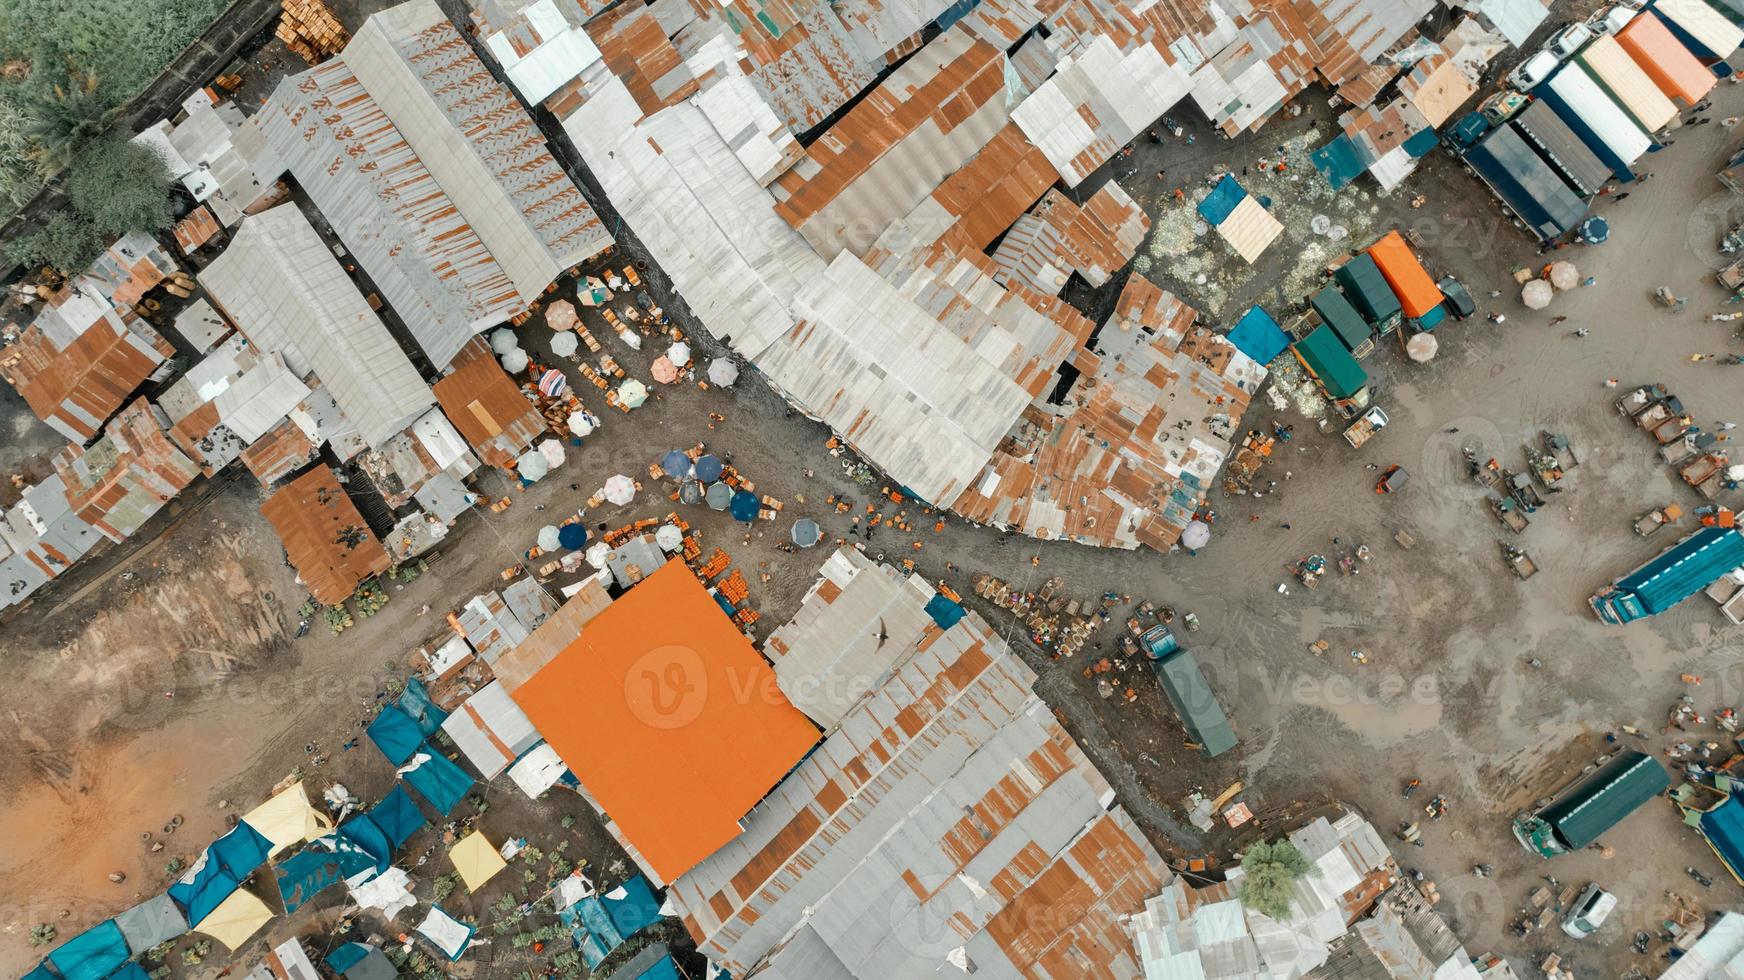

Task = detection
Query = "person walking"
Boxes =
[1572,327,1589,337]
[1487,312,1506,324]
[1548,315,1567,326]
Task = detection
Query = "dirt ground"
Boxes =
[6,8,1744,979]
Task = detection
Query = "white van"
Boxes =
[1509,51,1562,91]
[1549,22,1596,58]
[1562,884,1617,939]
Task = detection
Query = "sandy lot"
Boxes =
[6,11,1744,979]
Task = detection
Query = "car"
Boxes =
[1508,50,1561,91]
[1548,22,1595,58]
[1437,275,1476,319]
[1562,884,1617,939]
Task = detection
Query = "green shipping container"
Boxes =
[1335,254,1402,331]
[1312,286,1372,353]
[1293,325,1369,399]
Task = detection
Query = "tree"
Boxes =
[1236,838,1314,920]
[66,133,171,240]
[5,208,100,273]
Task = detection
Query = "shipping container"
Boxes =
[1465,124,1590,242]
[1333,253,1402,330]
[1617,10,1718,105]
[1512,101,1611,197]
[1653,0,1744,62]
[1577,34,1679,131]
[1536,64,1651,180]
[1366,231,1443,318]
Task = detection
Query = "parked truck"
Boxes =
[1535,63,1652,181]
[1142,626,1237,758]
[1463,123,1589,243]
[1512,750,1670,857]
[1344,406,1389,448]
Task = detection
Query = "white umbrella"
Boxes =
[567,410,596,437]
[654,524,684,551]
[538,438,566,468]
[1405,332,1438,363]
[549,331,578,357]
[490,328,519,354]
[1729,464,1744,481]
[603,474,636,505]
[1521,279,1553,310]
[1181,520,1211,550]
[516,448,548,482]
[668,341,691,365]
[708,358,738,387]
[618,379,648,409]
[585,542,609,569]
[500,348,529,374]
[1548,261,1579,291]
[536,525,561,552]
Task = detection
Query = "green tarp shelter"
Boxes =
[1292,325,1369,399]
[1311,287,1372,352]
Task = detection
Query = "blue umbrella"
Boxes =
[558,524,589,550]
[705,482,733,511]
[679,481,703,505]
[791,518,821,547]
[693,454,724,483]
[660,450,692,479]
[730,490,760,522]
[1578,215,1608,244]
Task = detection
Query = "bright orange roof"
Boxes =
[509,559,819,881]
[1366,230,1442,318]
[1618,13,1716,107]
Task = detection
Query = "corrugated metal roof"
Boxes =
[239,417,320,486]
[161,337,310,474]
[357,408,480,510]
[586,0,700,115]
[171,298,232,355]
[874,121,1060,257]
[54,399,200,543]
[440,680,541,779]
[260,465,391,605]
[0,473,103,609]
[990,181,1150,293]
[0,306,175,443]
[433,337,545,469]
[482,0,603,105]
[199,204,435,448]
[670,0,878,133]
[669,552,1167,977]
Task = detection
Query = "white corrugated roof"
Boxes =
[441,681,541,780]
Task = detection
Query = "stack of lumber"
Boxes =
[278,0,348,64]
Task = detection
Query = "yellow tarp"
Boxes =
[242,780,334,857]
[450,832,507,892]
[197,888,274,950]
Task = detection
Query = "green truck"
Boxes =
[1142,626,1237,758]
[1334,253,1402,335]
[1512,750,1670,857]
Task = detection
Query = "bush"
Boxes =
[1236,838,1314,920]
[5,209,99,271]
[4,132,170,274]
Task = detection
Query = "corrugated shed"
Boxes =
[668,559,1166,977]
[357,408,480,510]
[239,417,320,486]
[456,588,535,662]
[79,231,180,310]
[54,399,200,543]
[831,0,959,63]
[991,182,1150,293]
[481,0,604,105]
[1398,52,1477,129]
[170,298,232,356]
[587,0,700,115]
[950,276,1262,552]
[433,337,545,469]
[260,465,391,605]
[199,204,435,449]
[1012,32,1193,186]
[770,26,1013,258]
[873,121,1060,258]
[440,680,541,779]
[671,0,878,133]
[689,33,807,186]
[255,61,521,369]
[0,473,104,609]
[160,338,310,474]
[1,307,175,443]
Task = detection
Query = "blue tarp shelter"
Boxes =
[327,943,370,974]
[397,677,449,736]
[46,920,129,980]
[924,594,966,630]
[367,704,424,765]
[1403,128,1439,158]
[22,961,55,980]
[401,746,475,815]
[104,964,150,980]
[632,955,682,980]
[1699,791,1744,884]
[167,823,272,925]
[114,894,188,954]
[1311,134,1366,190]
[1227,307,1289,364]
[337,813,395,874]
[371,786,427,848]
[328,943,398,980]
[275,838,379,913]
[1196,175,1247,225]
[1592,527,1744,623]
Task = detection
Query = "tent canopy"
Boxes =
[277,838,377,912]
[1226,306,1288,364]
[242,780,333,857]
[168,823,273,926]
[47,920,129,980]
[196,888,273,951]
[115,894,189,955]
[1197,174,1248,225]
[366,704,425,766]
[399,746,475,815]
[371,785,427,849]
[451,832,509,892]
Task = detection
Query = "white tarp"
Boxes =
[508,742,569,798]
[351,867,417,920]
[416,906,474,960]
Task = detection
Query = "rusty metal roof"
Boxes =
[668,549,1168,977]
[173,205,223,255]
[673,0,879,133]
[1,307,175,443]
[53,399,200,543]
[990,180,1150,294]
[586,0,699,115]
[874,121,1059,257]
[433,337,545,469]
[261,464,391,605]
[239,417,320,486]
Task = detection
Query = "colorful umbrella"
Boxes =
[660,450,692,479]
[538,369,568,397]
[618,379,648,409]
[693,454,723,483]
[730,490,760,522]
[791,518,822,547]
[650,356,679,384]
[603,475,636,506]
[1578,215,1608,244]
[705,482,732,511]
[558,524,588,550]
[545,300,578,332]
[707,358,738,387]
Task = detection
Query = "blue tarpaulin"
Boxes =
[327,943,371,974]
[1700,791,1744,884]
[337,814,395,874]
[22,963,54,980]
[275,839,377,912]
[1311,134,1366,190]
[1196,174,1247,225]
[398,677,449,736]
[924,594,966,630]
[104,963,150,980]
[371,786,427,848]
[46,920,129,980]
[367,704,424,766]
[562,875,664,966]
[401,746,474,815]
[632,955,682,980]
[168,823,272,925]
[1403,127,1439,158]
[1226,306,1289,365]
[729,490,760,522]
